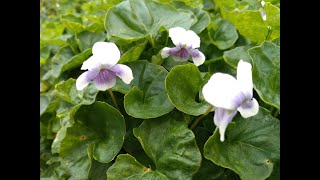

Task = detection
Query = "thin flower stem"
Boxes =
[190,105,214,130]
[108,89,120,111]
[204,56,224,65]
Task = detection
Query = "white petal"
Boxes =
[169,27,187,47]
[202,73,246,110]
[214,108,238,142]
[237,98,259,118]
[110,64,134,84]
[237,60,253,100]
[185,30,200,48]
[261,0,265,7]
[81,56,101,71]
[161,47,171,58]
[76,70,99,90]
[191,49,205,66]
[92,42,120,67]
[93,69,117,91]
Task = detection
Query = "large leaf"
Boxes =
[133,117,202,180]
[51,46,75,78]
[105,0,197,40]
[55,78,99,105]
[204,108,280,180]
[264,2,280,41]
[107,154,168,180]
[208,20,238,50]
[165,64,210,116]
[118,60,174,119]
[249,41,280,109]
[60,102,125,178]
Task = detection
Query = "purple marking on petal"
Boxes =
[231,92,247,109]
[171,48,190,60]
[109,64,122,76]
[191,49,200,58]
[93,69,116,85]
[85,69,100,82]
[214,108,237,125]
[241,100,254,109]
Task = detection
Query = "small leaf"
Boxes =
[264,2,280,41]
[119,60,174,119]
[118,40,147,64]
[165,64,210,116]
[61,14,84,34]
[76,31,106,52]
[208,20,238,50]
[204,108,280,180]
[107,154,167,179]
[55,78,99,105]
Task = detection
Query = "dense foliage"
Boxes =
[40,0,280,179]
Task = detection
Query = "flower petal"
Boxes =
[214,108,238,142]
[76,70,99,90]
[191,49,205,66]
[92,42,121,67]
[93,69,117,91]
[169,27,187,47]
[171,47,190,61]
[81,56,101,71]
[237,98,259,118]
[161,47,171,58]
[202,73,246,110]
[110,64,134,84]
[185,30,200,48]
[237,60,253,100]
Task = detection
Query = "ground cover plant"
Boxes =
[40,0,280,179]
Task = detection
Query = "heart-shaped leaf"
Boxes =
[105,0,197,40]
[165,64,210,116]
[204,108,280,180]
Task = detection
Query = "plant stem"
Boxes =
[148,35,155,48]
[204,56,224,65]
[108,89,120,111]
[190,106,214,130]
[266,26,272,41]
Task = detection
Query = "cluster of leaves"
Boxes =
[40,0,280,179]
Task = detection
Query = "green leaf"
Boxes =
[119,60,174,119]
[223,45,254,68]
[107,154,168,180]
[133,117,202,180]
[204,108,280,180]
[55,78,99,105]
[165,64,210,116]
[264,2,280,41]
[51,46,92,78]
[172,1,210,34]
[66,35,80,54]
[118,40,148,64]
[88,159,112,180]
[105,0,197,40]
[208,20,238,50]
[40,95,50,116]
[60,102,126,178]
[249,41,280,109]
[51,46,75,78]
[76,31,106,52]
[61,14,84,34]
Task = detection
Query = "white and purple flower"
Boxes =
[202,60,259,142]
[76,42,133,91]
[161,27,205,66]
[260,0,267,21]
